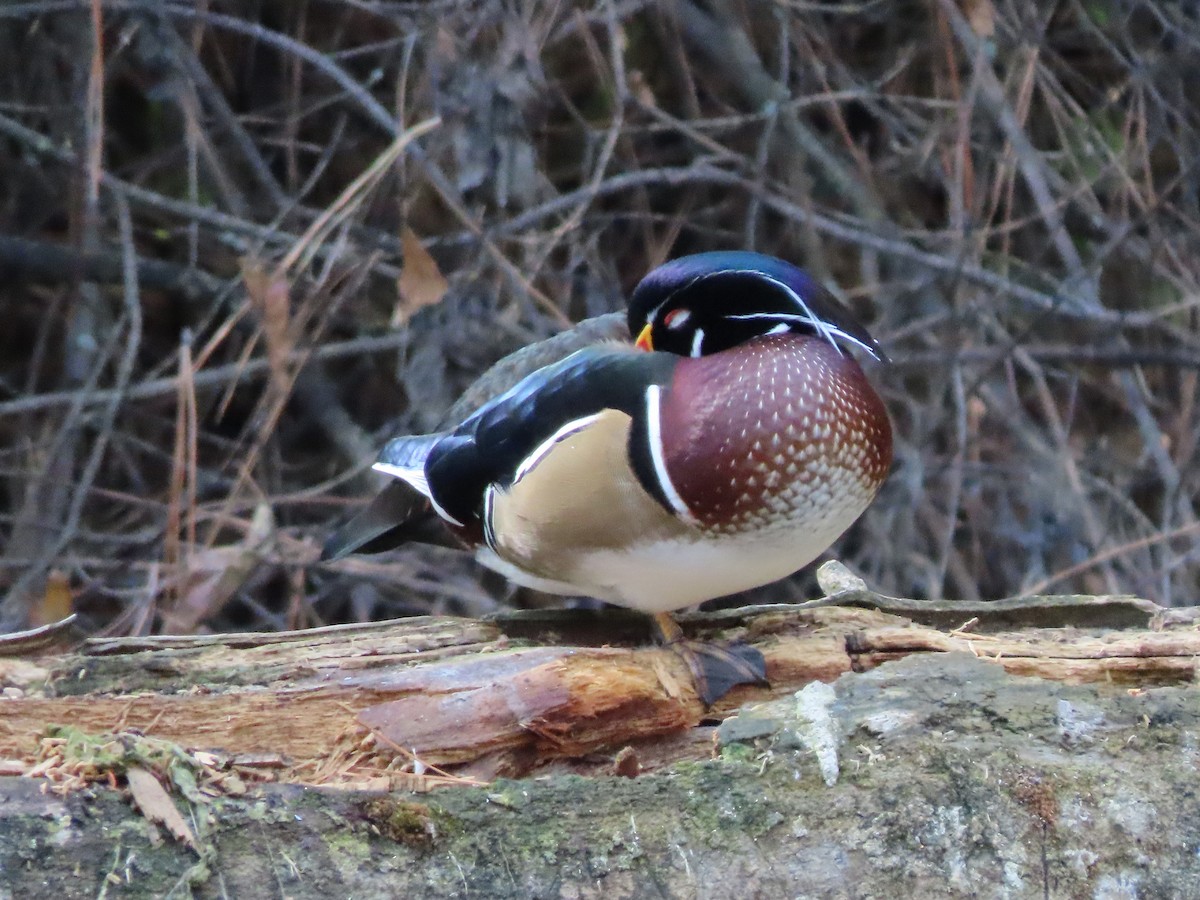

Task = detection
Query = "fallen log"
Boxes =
[2,565,1198,897]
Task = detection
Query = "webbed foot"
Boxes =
[652,613,768,706]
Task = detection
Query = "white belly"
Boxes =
[475,505,860,613]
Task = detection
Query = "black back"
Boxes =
[425,346,677,525]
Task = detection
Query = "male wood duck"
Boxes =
[324,252,893,703]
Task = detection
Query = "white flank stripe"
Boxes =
[645,384,699,524]
[513,413,602,484]
[426,495,465,527]
[690,327,705,357]
[373,461,464,527]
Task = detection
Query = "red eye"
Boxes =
[663,308,691,329]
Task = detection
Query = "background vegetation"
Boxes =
[0,0,1197,636]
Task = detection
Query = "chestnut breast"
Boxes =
[657,333,892,534]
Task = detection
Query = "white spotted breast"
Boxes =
[656,332,892,535]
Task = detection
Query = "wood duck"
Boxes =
[324,252,892,703]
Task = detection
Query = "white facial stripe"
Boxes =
[690,327,705,357]
[375,461,465,527]
[725,312,881,359]
[757,273,843,355]
[665,308,692,330]
[694,268,879,359]
[644,385,699,525]
[513,413,602,485]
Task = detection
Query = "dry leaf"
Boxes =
[241,257,293,394]
[434,25,458,62]
[127,765,197,849]
[393,227,449,327]
[612,746,642,778]
[961,0,995,38]
[160,504,275,634]
[629,70,656,108]
[31,570,73,627]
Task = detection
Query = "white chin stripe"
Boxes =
[513,413,602,485]
[690,327,705,357]
[645,385,699,525]
[373,461,464,528]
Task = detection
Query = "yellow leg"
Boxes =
[652,612,685,644]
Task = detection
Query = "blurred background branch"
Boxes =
[0,0,1197,634]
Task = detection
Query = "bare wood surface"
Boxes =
[1,572,1196,783]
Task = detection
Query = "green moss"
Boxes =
[718,742,761,764]
[669,761,791,841]
[361,798,441,848]
[41,725,212,802]
[239,798,278,823]
[337,757,796,894]
[42,725,128,774]
[484,784,530,810]
[324,825,373,882]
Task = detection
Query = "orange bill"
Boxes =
[635,324,654,351]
